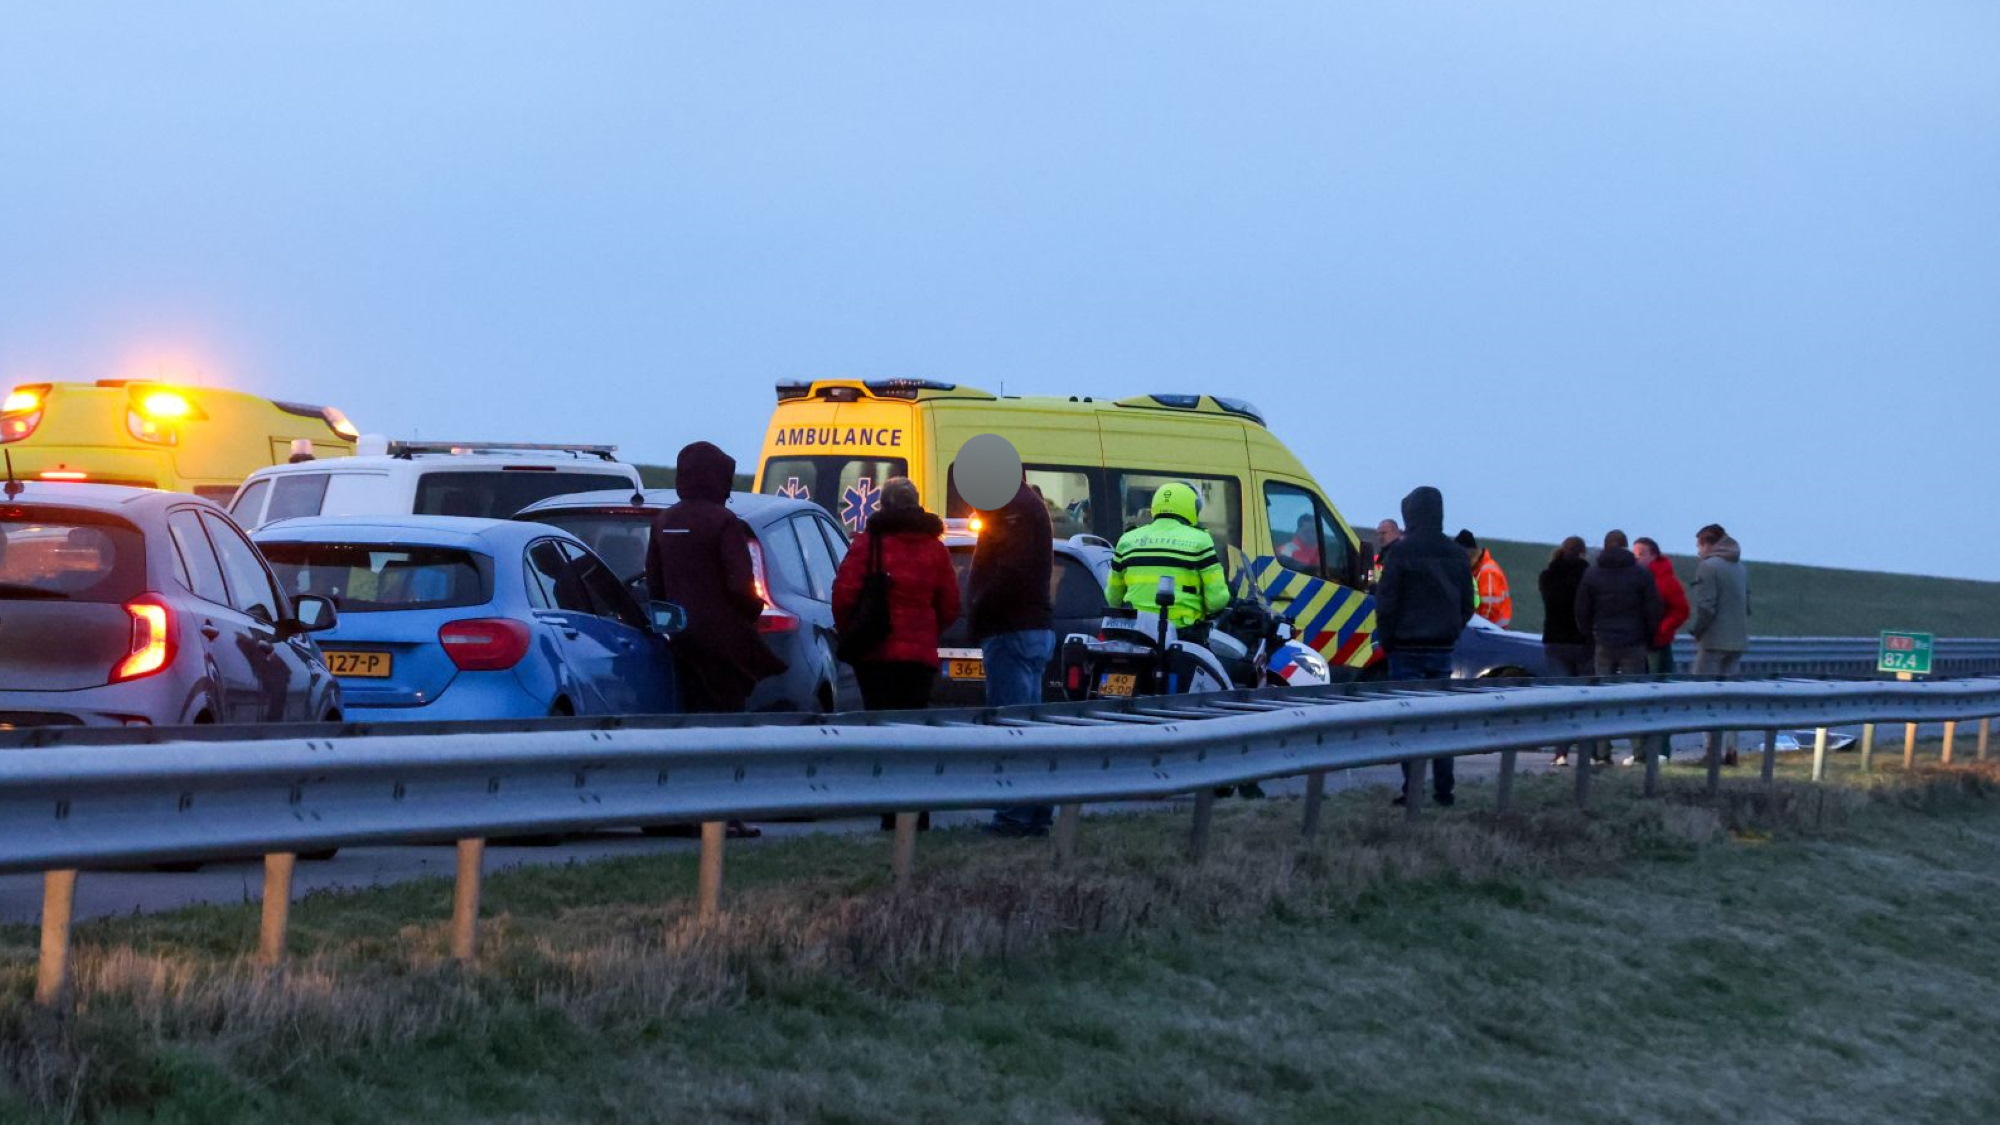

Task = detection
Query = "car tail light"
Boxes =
[1,384,49,443]
[439,618,531,671]
[111,594,175,682]
[1065,663,1084,693]
[747,538,801,633]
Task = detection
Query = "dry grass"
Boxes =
[0,762,1996,1123]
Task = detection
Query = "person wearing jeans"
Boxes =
[1374,486,1476,807]
[1575,530,1663,764]
[966,474,1056,836]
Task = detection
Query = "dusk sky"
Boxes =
[2,2,1994,577]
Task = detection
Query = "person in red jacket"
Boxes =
[832,477,962,712]
[1630,536,1691,765]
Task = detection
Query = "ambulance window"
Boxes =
[1264,483,1350,583]
[1114,472,1242,549]
[832,460,903,533]
[761,458,818,504]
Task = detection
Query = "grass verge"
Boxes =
[3,758,1998,1123]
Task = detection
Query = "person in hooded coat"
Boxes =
[832,477,960,710]
[646,441,787,714]
[1576,529,1663,764]
[1375,486,1476,807]
[1689,523,1750,767]
[1538,536,1592,766]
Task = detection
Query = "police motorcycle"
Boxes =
[1058,576,1332,703]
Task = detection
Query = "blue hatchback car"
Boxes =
[254,516,678,720]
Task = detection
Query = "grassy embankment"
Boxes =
[3,754,1999,1123]
[1485,538,2000,639]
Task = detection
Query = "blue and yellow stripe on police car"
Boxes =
[1248,556,1378,669]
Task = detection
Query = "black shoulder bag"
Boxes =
[836,532,894,663]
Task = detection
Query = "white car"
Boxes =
[228,440,643,529]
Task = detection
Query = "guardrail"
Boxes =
[1668,637,2000,677]
[9,673,2000,1008]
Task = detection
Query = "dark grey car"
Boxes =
[0,484,342,728]
[514,488,857,713]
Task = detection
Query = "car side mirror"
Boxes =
[649,600,688,636]
[289,594,338,635]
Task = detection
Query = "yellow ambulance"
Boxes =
[755,379,1379,671]
[0,380,358,501]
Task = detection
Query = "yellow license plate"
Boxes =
[324,650,393,678]
[1098,672,1137,697]
[948,658,985,680]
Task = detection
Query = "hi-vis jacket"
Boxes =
[1472,549,1513,628]
[1106,482,1231,627]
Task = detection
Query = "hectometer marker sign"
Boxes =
[1878,631,1934,676]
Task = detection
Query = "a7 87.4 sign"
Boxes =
[1877,631,1934,676]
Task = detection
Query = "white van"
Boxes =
[228,440,644,529]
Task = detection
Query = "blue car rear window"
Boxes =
[261,542,493,613]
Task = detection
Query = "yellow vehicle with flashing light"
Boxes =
[0,381,358,501]
[755,379,1381,672]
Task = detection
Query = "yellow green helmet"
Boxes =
[1151,481,1199,525]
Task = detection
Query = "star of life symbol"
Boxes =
[840,477,881,531]
[778,476,810,501]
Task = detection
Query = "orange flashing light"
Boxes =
[38,470,88,481]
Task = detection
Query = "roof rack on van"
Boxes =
[1113,394,1266,427]
[385,441,620,461]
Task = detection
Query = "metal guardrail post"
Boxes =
[1811,728,1829,783]
[1642,740,1661,798]
[1495,753,1517,815]
[451,839,484,963]
[1980,718,1992,762]
[1942,721,1957,766]
[1575,749,1593,809]
[258,853,296,967]
[1705,732,1723,796]
[1860,723,1876,772]
[1301,772,1328,837]
[1904,722,1918,769]
[35,870,77,1008]
[698,821,725,920]
[1053,803,1081,867]
[890,813,919,892]
[1405,761,1424,821]
[1189,790,1215,859]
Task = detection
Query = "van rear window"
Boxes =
[760,456,908,533]
[414,471,634,520]
[261,543,493,612]
[0,510,144,604]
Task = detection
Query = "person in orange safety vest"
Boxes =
[1456,529,1512,627]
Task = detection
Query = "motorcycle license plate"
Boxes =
[1098,672,1137,697]
[947,658,985,680]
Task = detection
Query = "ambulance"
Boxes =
[755,379,1379,672]
[0,381,358,501]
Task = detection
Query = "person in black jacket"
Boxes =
[1375,486,1475,807]
[647,442,787,713]
[1575,529,1663,764]
[1538,537,1592,766]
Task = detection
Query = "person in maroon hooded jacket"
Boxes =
[646,441,786,714]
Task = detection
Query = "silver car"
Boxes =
[0,484,341,728]
[514,488,857,712]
